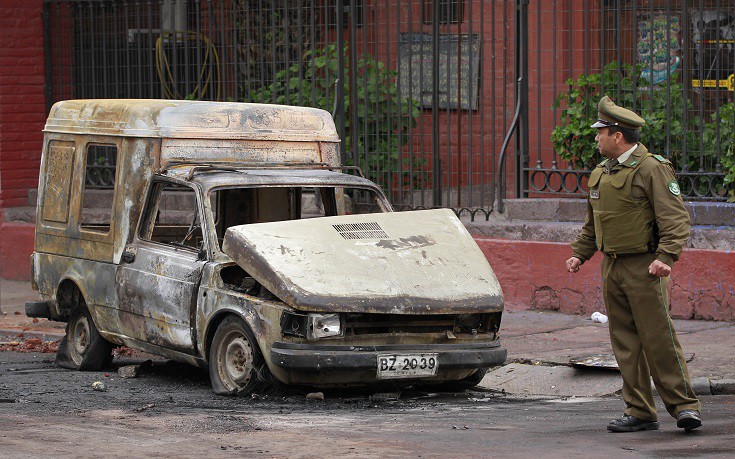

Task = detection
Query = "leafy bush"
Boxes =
[245,44,424,189]
[703,102,735,202]
[551,62,689,169]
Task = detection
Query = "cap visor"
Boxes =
[590,121,608,128]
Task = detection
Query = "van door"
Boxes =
[115,180,207,354]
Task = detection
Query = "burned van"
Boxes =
[27,99,506,394]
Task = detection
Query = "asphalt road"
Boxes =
[1,351,733,458]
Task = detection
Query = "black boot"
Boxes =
[676,410,702,431]
[607,414,659,432]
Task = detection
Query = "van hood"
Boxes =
[222,209,503,314]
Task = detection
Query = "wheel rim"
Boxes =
[221,333,254,389]
[70,315,91,364]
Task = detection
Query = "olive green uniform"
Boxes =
[571,143,701,421]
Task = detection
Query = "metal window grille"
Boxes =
[43,0,734,223]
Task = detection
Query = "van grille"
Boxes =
[344,313,459,335]
[333,222,389,240]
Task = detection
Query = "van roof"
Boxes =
[44,99,339,142]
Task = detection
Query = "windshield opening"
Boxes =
[209,185,386,249]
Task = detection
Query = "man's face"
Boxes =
[595,127,620,158]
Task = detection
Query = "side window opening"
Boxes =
[80,144,117,233]
[140,181,203,251]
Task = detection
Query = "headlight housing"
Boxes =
[307,313,343,340]
[281,311,344,340]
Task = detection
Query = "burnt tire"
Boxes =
[209,316,266,396]
[56,297,113,371]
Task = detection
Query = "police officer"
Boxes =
[565,96,702,432]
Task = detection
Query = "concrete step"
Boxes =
[3,207,37,223]
[464,218,735,251]
[501,198,735,227]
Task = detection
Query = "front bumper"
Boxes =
[270,341,507,371]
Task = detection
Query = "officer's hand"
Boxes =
[566,256,582,273]
[648,260,671,277]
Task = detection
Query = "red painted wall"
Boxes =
[0,1,45,279]
[474,237,735,322]
[0,0,45,210]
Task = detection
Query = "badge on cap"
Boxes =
[668,180,681,196]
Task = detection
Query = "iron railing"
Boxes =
[527,1,733,204]
[43,1,734,217]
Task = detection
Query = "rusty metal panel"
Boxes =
[160,139,330,169]
[40,141,75,225]
[32,252,118,318]
[34,135,157,265]
[116,244,202,353]
[223,208,504,313]
[113,137,159,263]
[195,263,285,362]
[44,100,339,143]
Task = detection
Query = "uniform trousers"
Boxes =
[601,252,701,421]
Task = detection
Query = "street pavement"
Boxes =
[2,278,734,397]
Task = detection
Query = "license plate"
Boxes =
[376,353,439,379]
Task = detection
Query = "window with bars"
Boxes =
[422,0,465,25]
[328,0,365,28]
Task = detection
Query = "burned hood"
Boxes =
[222,209,503,314]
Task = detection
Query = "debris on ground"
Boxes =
[118,360,153,379]
[91,381,107,392]
[134,403,155,412]
[368,392,400,402]
[113,346,135,357]
[305,392,324,400]
[0,336,60,353]
[118,365,141,379]
[569,353,619,370]
[591,312,608,324]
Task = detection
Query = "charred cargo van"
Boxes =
[27,99,506,394]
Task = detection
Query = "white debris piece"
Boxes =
[591,312,608,324]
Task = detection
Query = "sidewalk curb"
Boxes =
[710,379,735,396]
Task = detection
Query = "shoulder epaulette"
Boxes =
[597,158,609,168]
[652,154,671,164]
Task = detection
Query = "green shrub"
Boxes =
[703,102,735,202]
[551,62,688,170]
[245,44,424,190]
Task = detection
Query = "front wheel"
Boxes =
[208,316,266,395]
[55,296,113,370]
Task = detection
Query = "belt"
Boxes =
[604,252,645,259]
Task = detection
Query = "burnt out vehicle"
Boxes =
[26,99,506,394]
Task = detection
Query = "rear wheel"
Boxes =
[209,316,266,395]
[56,295,113,370]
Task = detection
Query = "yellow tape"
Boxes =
[691,74,735,91]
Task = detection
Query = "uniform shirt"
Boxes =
[616,144,637,164]
[571,143,691,266]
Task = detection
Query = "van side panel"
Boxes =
[114,137,160,263]
[35,134,118,261]
[33,135,159,318]
[32,252,117,323]
[34,136,159,265]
